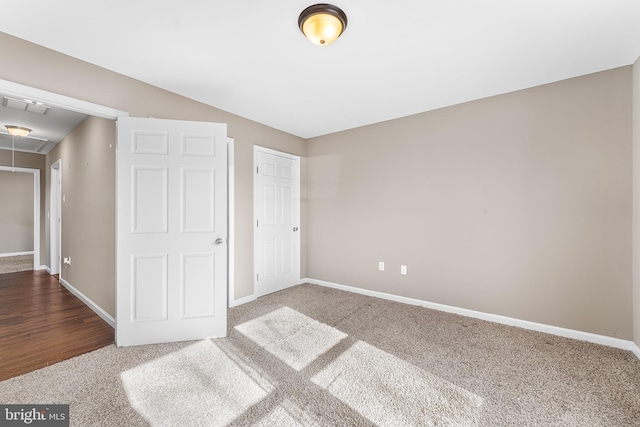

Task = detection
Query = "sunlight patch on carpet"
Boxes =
[121,340,273,426]
[312,341,483,426]
[235,306,347,371]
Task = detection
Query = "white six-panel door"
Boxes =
[117,117,228,346]
[254,147,300,297]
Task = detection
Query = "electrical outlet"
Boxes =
[379,262,385,271]
[401,265,407,275]
[63,257,71,265]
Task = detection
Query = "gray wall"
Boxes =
[0,32,306,315]
[307,67,633,340]
[0,170,34,253]
[46,116,116,315]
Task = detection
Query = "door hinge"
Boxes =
[257,273,259,281]
[256,219,259,227]
[256,166,259,174]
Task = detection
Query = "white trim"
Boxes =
[50,159,62,276]
[227,138,235,308]
[229,294,257,308]
[0,166,40,270]
[39,265,51,273]
[0,79,128,119]
[32,169,40,269]
[59,277,115,328]
[631,343,640,360]
[305,278,639,355]
[0,251,34,257]
[253,145,300,160]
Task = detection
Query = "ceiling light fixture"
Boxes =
[298,4,347,46]
[5,125,32,137]
[5,125,32,172]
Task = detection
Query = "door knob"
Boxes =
[214,238,224,245]
[293,227,299,232]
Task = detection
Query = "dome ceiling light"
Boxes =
[5,125,32,137]
[298,4,348,46]
[4,125,32,172]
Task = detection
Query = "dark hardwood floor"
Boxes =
[0,270,114,381]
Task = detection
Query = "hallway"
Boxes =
[0,270,114,381]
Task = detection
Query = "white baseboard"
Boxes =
[59,277,115,328]
[304,278,639,358]
[0,251,34,258]
[38,265,50,273]
[632,343,640,360]
[229,294,257,308]
[230,278,308,308]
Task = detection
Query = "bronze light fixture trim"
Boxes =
[298,4,348,46]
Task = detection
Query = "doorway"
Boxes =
[254,146,301,297]
[0,166,40,271]
[0,78,125,273]
[0,78,125,326]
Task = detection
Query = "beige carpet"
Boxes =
[0,255,33,274]
[1,284,639,426]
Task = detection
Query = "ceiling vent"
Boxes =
[2,96,50,115]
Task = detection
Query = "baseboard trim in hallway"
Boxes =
[59,277,115,328]
[0,270,114,381]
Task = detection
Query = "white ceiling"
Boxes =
[1,0,639,139]
[0,95,87,154]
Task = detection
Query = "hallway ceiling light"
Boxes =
[5,125,32,137]
[298,4,347,46]
[5,125,31,173]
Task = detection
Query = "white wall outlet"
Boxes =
[63,257,71,265]
[379,261,385,271]
[401,265,407,275]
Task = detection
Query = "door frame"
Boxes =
[0,166,40,269]
[0,79,126,321]
[49,159,62,275]
[253,145,301,297]
[0,79,127,120]
[0,78,128,273]
[227,139,236,308]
